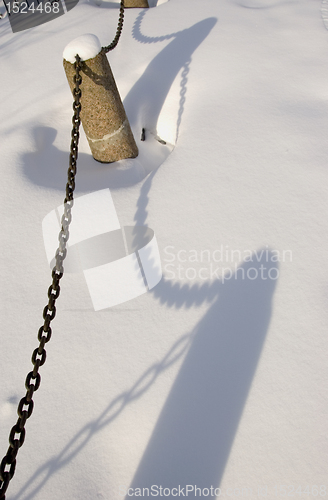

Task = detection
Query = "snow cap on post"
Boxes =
[63,34,138,163]
[63,34,102,63]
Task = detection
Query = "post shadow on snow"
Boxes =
[126,175,279,496]
[21,126,147,191]
[126,256,278,498]
[125,13,217,257]
[21,16,216,191]
[13,12,278,499]
[124,14,217,141]
[11,254,279,500]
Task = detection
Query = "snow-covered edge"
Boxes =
[63,34,102,63]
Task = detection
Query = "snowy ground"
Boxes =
[0,0,328,499]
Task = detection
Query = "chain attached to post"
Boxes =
[0,55,82,500]
[102,0,124,53]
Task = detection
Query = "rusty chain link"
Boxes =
[0,1,128,493]
[102,0,125,53]
[0,55,82,500]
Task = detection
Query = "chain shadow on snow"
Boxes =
[16,141,279,498]
[18,136,279,499]
[124,13,217,142]
[10,332,193,500]
[21,16,216,193]
[125,173,279,496]
[14,12,279,499]
[125,256,278,498]
[11,251,278,500]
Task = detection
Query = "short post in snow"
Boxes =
[124,0,149,7]
[63,34,138,163]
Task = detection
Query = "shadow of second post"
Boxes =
[125,255,279,498]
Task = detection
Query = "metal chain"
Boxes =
[102,0,125,53]
[0,1,128,494]
[0,55,82,500]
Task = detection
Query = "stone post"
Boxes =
[63,34,138,163]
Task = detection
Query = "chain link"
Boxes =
[102,0,125,53]
[0,55,82,500]
[0,1,127,494]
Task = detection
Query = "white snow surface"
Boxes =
[0,0,328,499]
[63,33,102,63]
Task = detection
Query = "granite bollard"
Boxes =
[63,34,138,163]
